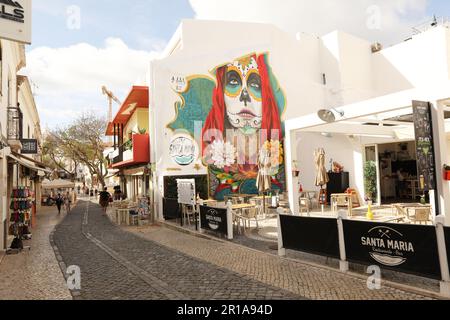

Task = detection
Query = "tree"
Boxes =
[43,112,109,187]
[42,133,78,180]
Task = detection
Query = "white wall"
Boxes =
[150,20,327,218]
[293,132,364,213]
[373,26,450,97]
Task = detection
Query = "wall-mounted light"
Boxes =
[318,108,345,123]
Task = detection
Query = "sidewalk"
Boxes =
[0,205,72,300]
[124,223,436,300]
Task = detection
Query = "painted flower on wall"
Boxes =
[262,140,285,176]
[208,140,237,169]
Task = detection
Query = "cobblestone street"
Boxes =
[127,221,436,300]
[52,200,301,300]
[0,200,438,300]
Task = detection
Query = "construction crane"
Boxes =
[102,86,121,144]
[102,86,121,124]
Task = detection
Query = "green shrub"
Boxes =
[364,161,378,202]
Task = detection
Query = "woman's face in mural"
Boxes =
[224,57,262,135]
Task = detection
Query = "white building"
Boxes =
[149,19,450,223]
[0,39,48,250]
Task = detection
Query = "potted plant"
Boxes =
[364,161,378,204]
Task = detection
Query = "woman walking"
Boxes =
[55,193,64,215]
[99,187,111,216]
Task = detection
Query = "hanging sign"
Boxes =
[412,101,437,192]
[200,205,228,236]
[280,215,340,259]
[0,0,31,44]
[20,139,37,154]
[344,220,441,279]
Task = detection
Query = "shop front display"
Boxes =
[8,186,33,252]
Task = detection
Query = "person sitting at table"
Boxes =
[396,169,407,199]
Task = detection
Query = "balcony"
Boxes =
[109,134,150,169]
[7,107,23,152]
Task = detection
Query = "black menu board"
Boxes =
[412,101,437,192]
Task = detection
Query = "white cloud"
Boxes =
[189,0,430,45]
[22,38,159,128]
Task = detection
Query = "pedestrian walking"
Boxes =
[64,191,72,213]
[99,187,111,216]
[54,193,64,215]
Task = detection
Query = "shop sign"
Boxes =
[20,139,37,154]
[170,75,188,93]
[344,220,441,279]
[280,215,340,259]
[200,206,228,235]
[169,135,199,166]
[412,101,437,192]
[177,179,196,206]
[0,0,31,44]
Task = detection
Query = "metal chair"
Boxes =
[299,197,310,216]
[410,208,431,225]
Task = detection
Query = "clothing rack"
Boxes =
[7,187,33,254]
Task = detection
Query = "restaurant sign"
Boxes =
[20,139,37,154]
[0,0,31,44]
[200,206,228,236]
[280,215,340,259]
[412,101,437,192]
[344,220,441,279]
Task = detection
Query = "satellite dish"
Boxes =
[318,109,336,123]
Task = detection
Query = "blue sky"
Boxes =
[31,0,195,51]
[24,0,450,130]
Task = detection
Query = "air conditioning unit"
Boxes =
[371,42,383,53]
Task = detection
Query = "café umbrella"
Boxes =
[256,148,272,214]
[315,148,329,212]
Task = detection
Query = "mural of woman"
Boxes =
[201,53,285,200]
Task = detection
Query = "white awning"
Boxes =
[42,179,75,189]
[8,153,53,175]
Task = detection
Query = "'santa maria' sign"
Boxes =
[344,220,441,279]
[361,226,414,267]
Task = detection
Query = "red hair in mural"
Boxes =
[202,54,282,155]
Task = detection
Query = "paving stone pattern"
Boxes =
[53,201,301,300]
[128,224,435,300]
[0,206,72,300]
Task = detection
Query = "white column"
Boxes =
[337,210,349,272]
[226,201,233,240]
[431,101,450,225]
[435,216,450,298]
[286,126,299,215]
[277,212,286,257]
